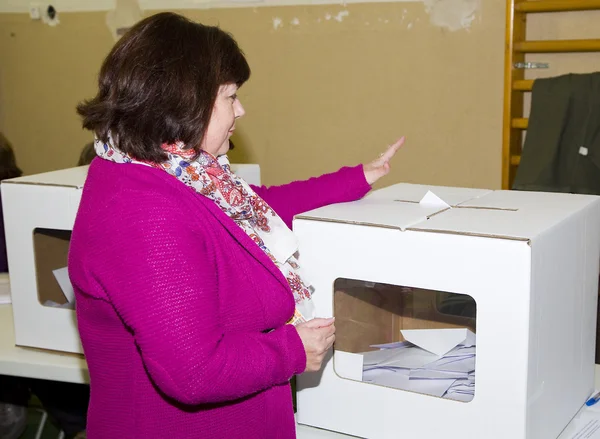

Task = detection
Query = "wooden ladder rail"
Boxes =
[501,0,600,189]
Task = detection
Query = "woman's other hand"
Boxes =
[363,136,405,185]
[296,318,336,372]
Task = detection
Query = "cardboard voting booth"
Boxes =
[294,183,600,439]
[1,163,261,354]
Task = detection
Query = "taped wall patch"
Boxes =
[106,0,143,41]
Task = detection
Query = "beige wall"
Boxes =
[2,2,504,188]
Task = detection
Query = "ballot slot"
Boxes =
[332,278,477,403]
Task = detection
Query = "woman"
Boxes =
[70,12,403,438]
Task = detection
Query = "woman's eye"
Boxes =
[230,94,237,101]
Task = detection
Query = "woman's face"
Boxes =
[201,83,245,157]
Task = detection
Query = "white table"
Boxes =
[7,302,600,439]
[0,304,351,438]
[0,304,88,384]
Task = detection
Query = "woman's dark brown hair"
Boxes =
[76,12,250,163]
[0,133,22,181]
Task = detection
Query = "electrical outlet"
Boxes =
[29,3,41,20]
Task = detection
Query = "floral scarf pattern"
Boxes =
[94,137,316,325]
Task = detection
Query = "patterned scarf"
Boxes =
[94,137,316,326]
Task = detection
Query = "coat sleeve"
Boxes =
[250,165,371,228]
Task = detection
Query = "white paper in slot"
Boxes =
[401,328,475,357]
[419,190,451,209]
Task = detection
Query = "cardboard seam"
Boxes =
[295,215,531,241]
[455,205,519,212]
[392,199,419,204]
[2,181,81,189]
[293,216,409,231]
[406,227,531,243]
[427,207,451,218]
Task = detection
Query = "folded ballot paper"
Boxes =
[46,266,76,310]
[335,328,476,402]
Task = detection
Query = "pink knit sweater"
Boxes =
[68,158,371,438]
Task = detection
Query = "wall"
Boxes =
[1,1,506,188]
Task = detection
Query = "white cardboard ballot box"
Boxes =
[1,163,260,354]
[294,183,600,439]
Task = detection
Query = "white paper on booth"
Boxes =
[406,377,458,398]
[400,328,475,357]
[52,267,75,304]
[363,367,410,388]
[561,418,600,439]
[363,347,440,370]
[370,341,412,350]
[445,346,476,357]
[0,272,10,304]
[445,382,476,402]
[362,347,409,366]
[558,406,600,439]
[421,351,476,374]
[43,300,75,310]
[363,368,457,397]
[419,190,451,209]
[410,368,469,380]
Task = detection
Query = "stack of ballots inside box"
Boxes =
[358,328,476,402]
